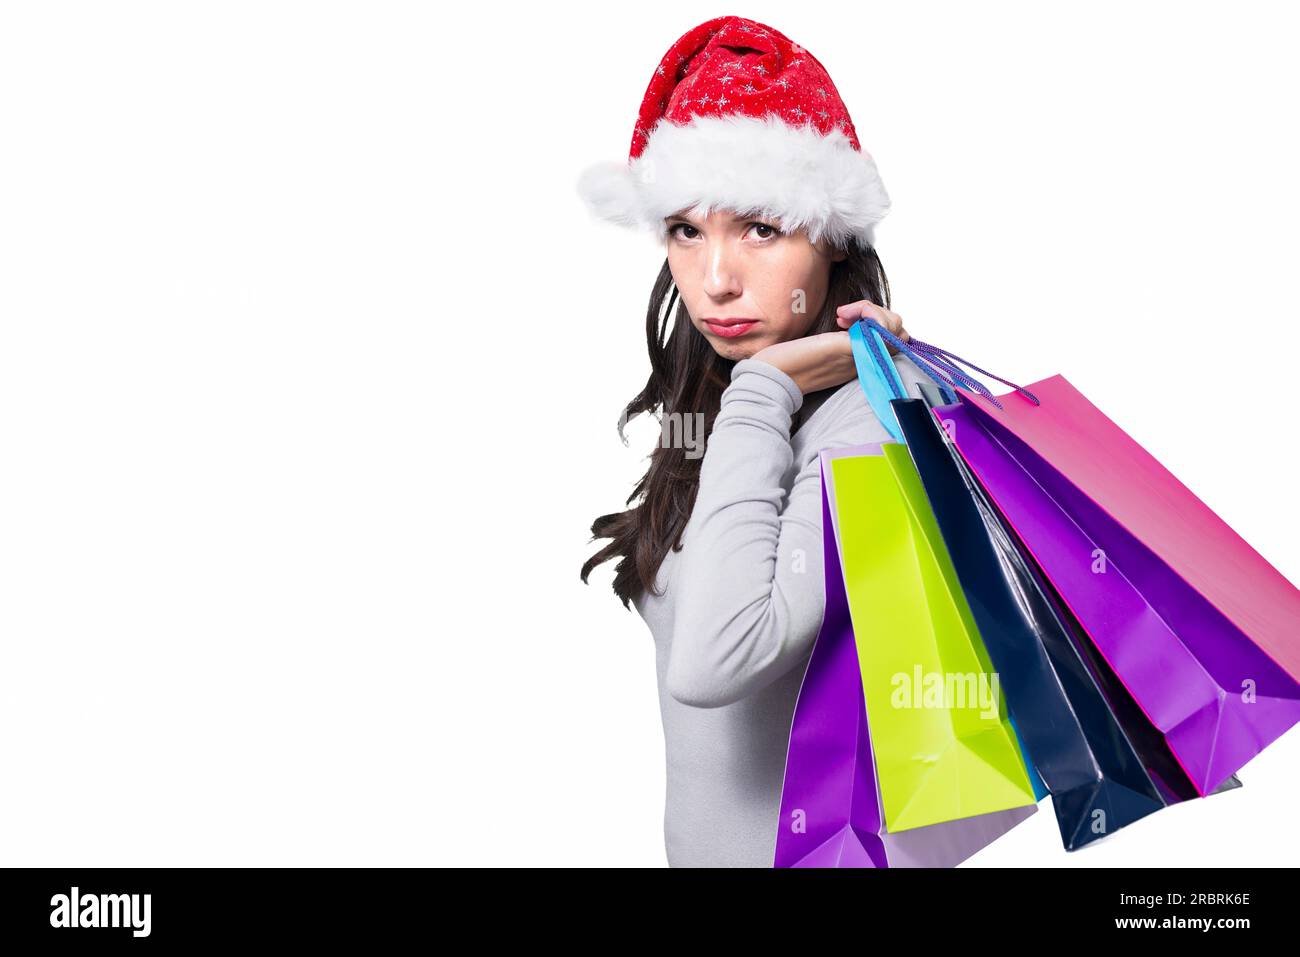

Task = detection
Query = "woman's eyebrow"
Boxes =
[665,213,750,226]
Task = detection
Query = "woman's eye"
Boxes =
[667,222,780,240]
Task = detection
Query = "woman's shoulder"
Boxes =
[792,352,937,462]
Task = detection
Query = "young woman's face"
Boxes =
[665,208,847,361]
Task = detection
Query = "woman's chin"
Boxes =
[706,337,766,362]
[717,345,757,361]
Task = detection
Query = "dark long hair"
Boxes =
[579,241,891,609]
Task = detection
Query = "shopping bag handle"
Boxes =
[856,318,999,406]
[906,336,1041,407]
[848,321,903,442]
[848,320,955,442]
[854,318,1041,410]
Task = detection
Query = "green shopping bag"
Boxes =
[831,444,1038,832]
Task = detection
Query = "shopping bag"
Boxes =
[908,379,1244,807]
[1032,552,1243,806]
[909,374,1243,802]
[774,445,1038,867]
[934,375,1300,795]
[833,442,1039,832]
[892,394,1240,848]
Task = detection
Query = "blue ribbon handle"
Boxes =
[848,320,908,443]
[849,318,965,441]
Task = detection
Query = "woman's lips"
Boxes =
[703,319,758,339]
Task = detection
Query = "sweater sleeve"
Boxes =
[664,356,906,708]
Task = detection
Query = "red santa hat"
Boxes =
[576,15,891,251]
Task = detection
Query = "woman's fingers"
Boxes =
[835,300,910,343]
[834,300,869,328]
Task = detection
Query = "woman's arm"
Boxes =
[665,356,917,708]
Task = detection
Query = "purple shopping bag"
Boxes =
[937,379,1300,796]
[773,444,1036,867]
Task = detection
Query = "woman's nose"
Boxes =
[701,240,743,299]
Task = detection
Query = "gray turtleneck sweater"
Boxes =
[631,350,935,867]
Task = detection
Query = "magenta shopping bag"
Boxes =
[773,444,1036,867]
[935,375,1300,796]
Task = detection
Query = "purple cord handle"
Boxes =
[906,337,1041,407]
[899,341,1002,405]
[858,319,1018,410]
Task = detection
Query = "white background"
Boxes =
[1,1,1297,867]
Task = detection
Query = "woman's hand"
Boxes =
[751,301,910,395]
[836,300,910,354]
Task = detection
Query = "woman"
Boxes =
[576,15,935,867]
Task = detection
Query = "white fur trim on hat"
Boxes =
[577,112,891,250]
